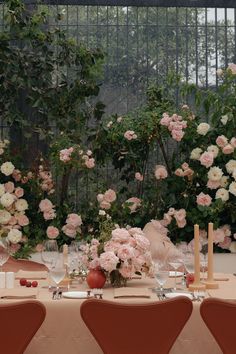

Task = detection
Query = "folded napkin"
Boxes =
[0,288,38,299]
[114,287,150,298]
[213,273,229,281]
[15,270,48,279]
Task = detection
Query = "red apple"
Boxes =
[31,281,38,287]
[26,281,32,287]
[186,273,194,287]
[20,278,27,286]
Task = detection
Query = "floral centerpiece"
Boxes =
[80,222,152,287]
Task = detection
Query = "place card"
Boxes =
[114,287,150,298]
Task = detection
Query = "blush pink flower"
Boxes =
[14,187,24,198]
[66,213,82,228]
[124,197,141,213]
[207,180,221,189]
[213,228,225,243]
[160,113,171,126]
[111,228,130,243]
[175,168,184,177]
[196,192,212,206]
[59,147,74,162]
[124,130,137,141]
[230,137,236,148]
[199,152,214,168]
[171,129,184,141]
[117,245,135,260]
[133,233,150,250]
[39,199,54,212]
[227,63,236,74]
[154,165,168,180]
[218,236,232,250]
[99,251,119,272]
[43,209,56,220]
[216,135,228,148]
[119,264,134,278]
[62,224,77,238]
[4,182,14,193]
[85,158,95,169]
[17,214,29,227]
[222,144,234,154]
[103,189,116,203]
[46,226,59,239]
[12,169,21,182]
[100,200,111,210]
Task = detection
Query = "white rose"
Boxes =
[0,162,15,176]
[0,193,15,208]
[0,184,5,197]
[7,229,22,244]
[229,182,236,196]
[215,188,229,202]
[207,166,223,181]
[99,210,106,216]
[197,123,210,136]
[190,148,202,160]
[207,145,219,158]
[226,160,236,174]
[229,241,236,253]
[220,115,229,125]
[220,176,229,188]
[0,210,11,224]
[15,199,28,211]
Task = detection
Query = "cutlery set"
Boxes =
[52,290,62,300]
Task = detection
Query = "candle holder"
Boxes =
[203,223,219,290]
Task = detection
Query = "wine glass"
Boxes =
[49,256,66,295]
[154,263,169,293]
[200,253,208,280]
[0,238,10,271]
[169,254,183,291]
[41,240,59,289]
[184,252,195,274]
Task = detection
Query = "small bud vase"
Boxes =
[86,268,106,289]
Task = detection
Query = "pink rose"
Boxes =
[117,245,135,260]
[4,182,14,193]
[216,135,228,148]
[46,226,59,239]
[161,213,172,226]
[39,199,53,212]
[124,197,141,213]
[133,233,150,250]
[59,147,74,162]
[99,251,119,272]
[119,264,134,278]
[62,224,77,238]
[43,209,56,220]
[160,114,171,126]
[171,129,184,142]
[14,187,24,198]
[207,180,221,189]
[97,194,104,203]
[155,165,168,180]
[66,213,82,228]
[111,228,130,243]
[218,236,232,250]
[227,63,236,74]
[8,216,17,225]
[85,158,95,169]
[222,144,234,154]
[104,189,116,203]
[199,152,214,168]
[100,200,111,210]
[17,214,29,226]
[12,169,21,182]
[230,137,236,148]
[196,192,212,206]
[213,228,225,243]
[124,130,136,141]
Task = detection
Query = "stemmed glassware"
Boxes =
[169,254,183,291]
[41,240,59,289]
[183,252,195,275]
[154,262,169,293]
[49,256,66,295]
[0,238,10,271]
[200,253,208,280]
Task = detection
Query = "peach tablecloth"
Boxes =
[11,273,236,354]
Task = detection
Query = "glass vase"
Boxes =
[109,269,127,287]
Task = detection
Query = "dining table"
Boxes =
[3,272,235,354]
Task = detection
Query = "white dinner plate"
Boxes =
[165,292,193,300]
[62,291,90,299]
[169,271,184,277]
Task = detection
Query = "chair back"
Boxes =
[81,296,192,354]
[200,297,236,354]
[2,256,47,271]
[0,300,46,354]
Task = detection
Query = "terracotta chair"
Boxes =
[0,300,46,354]
[80,296,193,354]
[2,256,48,272]
[200,297,236,354]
